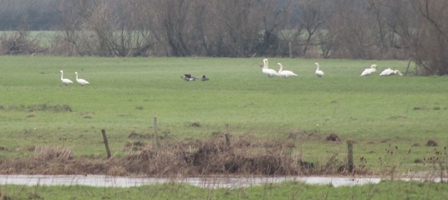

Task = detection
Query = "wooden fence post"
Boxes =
[101,129,111,158]
[154,117,160,148]
[225,124,230,146]
[347,140,354,173]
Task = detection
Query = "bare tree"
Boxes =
[295,0,336,56]
[199,0,291,57]
[126,0,159,56]
[58,0,158,57]
[5,0,447,76]
[366,0,413,59]
[206,0,263,57]
[0,31,42,55]
[324,0,381,59]
[316,18,342,58]
[255,0,291,57]
[409,0,448,75]
[147,0,193,57]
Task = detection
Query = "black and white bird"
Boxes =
[181,74,197,81]
[201,75,209,81]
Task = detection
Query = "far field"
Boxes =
[0,56,447,172]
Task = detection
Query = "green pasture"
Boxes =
[0,56,447,170]
[1,180,447,200]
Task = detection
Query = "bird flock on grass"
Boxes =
[60,70,89,86]
[258,58,403,78]
[260,58,322,78]
[61,59,402,86]
[181,74,209,81]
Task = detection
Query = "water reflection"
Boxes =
[0,175,445,188]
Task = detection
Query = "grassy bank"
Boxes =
[1,180,448,200]
[0,56,447,173]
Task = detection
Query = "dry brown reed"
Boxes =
[0,136,373,176]
[34,146,72,160]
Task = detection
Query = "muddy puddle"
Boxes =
[0,175,446,188]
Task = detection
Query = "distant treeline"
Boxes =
[0,0,447,75]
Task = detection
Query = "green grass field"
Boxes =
[0,56,447,171]
[1,180,447,200]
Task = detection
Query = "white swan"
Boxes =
[314,63,324,77]
[393,70,403,76]
[261,58,278,77]
[60,70,73,86]
[75,72,89,86]
[379,68,392,76]
[360,64,377,76]
[277,63,297,78]
[380,68,403,76]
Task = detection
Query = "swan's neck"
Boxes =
[278,64,283,72]
[75,73,79,80]
[263,60,268,70]
[60,72,64,80]
[316,65,319,71]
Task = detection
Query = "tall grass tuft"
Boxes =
[34,146,72,161]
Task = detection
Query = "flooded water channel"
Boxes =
[0,175,446,188]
